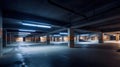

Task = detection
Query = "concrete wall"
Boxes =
[0,9,3,52]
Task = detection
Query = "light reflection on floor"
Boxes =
[16,42,120,67]
[13,42,68,55]
[7,40,120,47]
[1,42,120,67]
[105,41,120,43]
[19,46,68,54]
[76,41,98,44]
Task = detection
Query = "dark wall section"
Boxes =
[3,30,6,47]
[0,8,3,51]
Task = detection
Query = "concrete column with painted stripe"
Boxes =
[68,28,74,48]
[116,34,119,41]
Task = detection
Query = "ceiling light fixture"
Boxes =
[19,29,36,32]
[53,34,60,36]
[18,32,31,35]
[22,23,51,28]
[59,32,68,35]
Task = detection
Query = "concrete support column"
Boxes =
[38,36,41,42]
[23,37,26,42]
[46,35,50,44]
[39,37,41,42]
[30,37,32,42]
[36,36,40,43]
[49,36,51,42]
[31,37,33,42]
[57,37,59,42]
[108,35,110,41]
[75,35,77,42]
[13,36,16,42]
[33,36,35,42]
[5,31,8,46]
[7,33,10,44]
[34,36,37,43]
[9,32,12,44]
[39,36,41,42]
[32,36,36,42]
[68,28,74,48]
[99,32,104,43]
[55,37,57,42]
[3,30,7,47]
[53,37,55,42]
[12,36,16,43]
[77,35,79,42]
[62,36,64,42]
[31,36,33,42]
[51,37,54,42]
[50,37,52,42]
[116,34,119,41]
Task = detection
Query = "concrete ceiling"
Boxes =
[2,0,120,34]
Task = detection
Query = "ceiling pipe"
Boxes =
[48,0,86,18]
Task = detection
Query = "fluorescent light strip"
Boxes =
[22,23,51,28]
[59,32,68,35]
[18,32,31,35]
[53,34,60,36]
[19,29,36,32]
[80,34,89,36]
[24,21,50,25]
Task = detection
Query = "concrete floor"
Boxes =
[0,42,120,67]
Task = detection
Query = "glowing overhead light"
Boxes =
[59,32,68,35]
[23,20,51,25]
[112,34,116,36]
[53,34,60,36]
[17,32,31,37]
[18,32,31,35]
[19,29,36,32]
[22,23,51,28]
[80,34,89,36]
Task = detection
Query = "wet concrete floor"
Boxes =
[0,42,120,67]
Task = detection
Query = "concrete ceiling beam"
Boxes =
[72,15,120,28]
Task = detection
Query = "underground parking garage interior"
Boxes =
[1,0,120,67]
